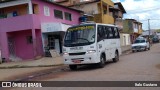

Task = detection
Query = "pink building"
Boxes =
[0,0,81,62]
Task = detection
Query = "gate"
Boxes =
[8,37,16,61]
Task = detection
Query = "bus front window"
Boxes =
[64,25,96,47]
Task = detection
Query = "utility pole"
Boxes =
[148,19,152,45]
[148,19,151,38]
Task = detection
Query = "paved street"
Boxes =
[30,43,160,81]
[1,0,160,90]
[2,43,160,90]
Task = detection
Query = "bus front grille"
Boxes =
[69,52,86,56]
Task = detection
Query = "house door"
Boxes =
[48,35,55,49]
[48,35,61,53]
[8,37,16,59]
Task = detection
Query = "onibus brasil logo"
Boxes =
[2,82,42,88]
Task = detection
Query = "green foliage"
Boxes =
[156,29,160,33]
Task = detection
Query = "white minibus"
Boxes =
[63,23,122,70]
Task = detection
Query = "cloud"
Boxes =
[112,0,160,30]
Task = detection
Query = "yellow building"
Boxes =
[138,22,143,34]
[123,19,143,43]
[96,0,114,24]
[65,0,115,24]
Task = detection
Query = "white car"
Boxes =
[132,38,150,52]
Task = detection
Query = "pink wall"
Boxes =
[7,29,43,60]
[36,29,43,56]
[0,33,9,60]
[32,0,81,25]
[0,14,40,32]
[0,0,81,61]
[7,30,34,60]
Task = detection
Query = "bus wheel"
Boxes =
[98,55,105,68]
[113,51,119,62]
[69,65,77,70]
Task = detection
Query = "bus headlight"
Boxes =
[86,50,96,54]
[63,52,69,55]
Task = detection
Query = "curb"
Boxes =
[121,49,132,56]
[0,64,64,69]
[0,49,132,69]
[14,66,65,81]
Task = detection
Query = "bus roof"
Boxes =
[79,23,117,27]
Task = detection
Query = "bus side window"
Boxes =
[112,27,118,38]
[108,27,113,39]
[97,25,104,42]
[116,27,120,38]
[112,27,120,39]
[104,26,108,38]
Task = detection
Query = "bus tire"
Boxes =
[69,65,77,70]
[98,54,105,68]
[113,51,119,62]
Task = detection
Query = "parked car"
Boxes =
[132,37,150,52]
[152,36,159,43]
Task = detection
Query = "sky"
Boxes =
[112,0,160,30]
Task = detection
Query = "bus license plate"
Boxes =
[73,60,81,63]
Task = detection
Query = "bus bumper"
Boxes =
[63,53,99,65]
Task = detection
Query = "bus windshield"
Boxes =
[64,25,96,47]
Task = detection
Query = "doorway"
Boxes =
[48,35,61,53]
[8,37,16,60]
[48,35,55,49]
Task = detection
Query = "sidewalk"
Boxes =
[121,45,131,54]
[0,45,131,69]
[0,56,63,69]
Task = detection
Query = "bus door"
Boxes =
[104,26,112,60]
[106,26,115,59]
[97,25,110,60]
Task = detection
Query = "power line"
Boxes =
[126,6,160,12]
[149,19,160,20]
[140,19,160,21]
[125,7,160,14]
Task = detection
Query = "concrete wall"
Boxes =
[103,14,114,24]
[121,45,131,53]
[120,33,131,46]
[102,0,114,7]
[72,2,99,14]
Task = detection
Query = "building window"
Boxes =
[65,12,72,21]
[26,36,33,44]
[104,10,107,14]
[44,6,50,16]
[0,9,6,19]
[54,9,63,19]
